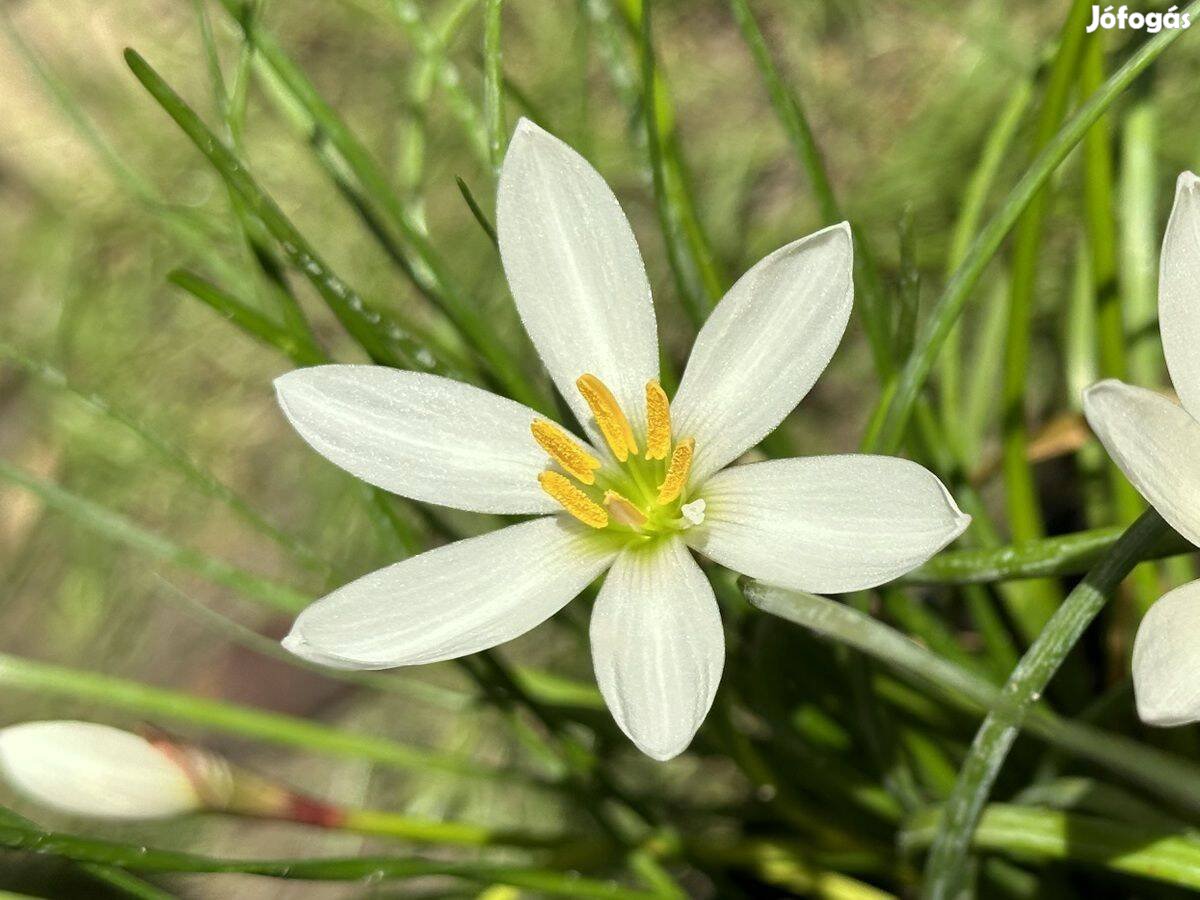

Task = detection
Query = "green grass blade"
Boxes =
[123,48,463,381]
[0,337,328,572]
[154,576,471,709]
[167,270,326,366]
[939,80,1032,433]
[743,579,1200,816]
[919,509,1169,899]
[1079,35,1159,614]
[0,652,519,784]
[213,4,544,409]
[907,522,1191,585]
[0,822,658,897]
[638,0,718,325]
[0,460,311,614]
[1120,101,1164,385]
[993,0,1095,643]
[904,804,1200,891]
[864,1,1200,454]
[0,805,172,900]
[727,0,892,377]
[484,0,506,173]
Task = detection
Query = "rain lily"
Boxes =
[276,119,971,760]
[1084,171,1200,727]
[0,721,213,819]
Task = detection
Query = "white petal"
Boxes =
[686,455,970,593]
[276,365,569,515]
[590,538,723,761]
[1158,172,1200,418]
[671,224,854,483]
[0,722,199,820]
[497,119,658,445]
[1133,580,1200,726]
[285,517,619,668]
[1083,379,1200,547]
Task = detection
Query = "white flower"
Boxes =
[276,119,971,760]
[1084,171,1200,727]
[0,721,204,819]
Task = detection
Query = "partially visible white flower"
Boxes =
[1083,172,1200,726]
[0,721,205,819]
[276,119,971,761]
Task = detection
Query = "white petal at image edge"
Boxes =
[285,517,620,669]
[1083,379,1200,548]
[687,455,970,594]
[671,223,854,484]
[497,119,659,441]
[590,538,724,761]
[0,721,200,819]
[1133,580,1200,726]
[275,365,569,515]
[1157,172,1200,420]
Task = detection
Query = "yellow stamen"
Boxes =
[644,380,671,460]
[539,471,608,529]
[604,490,648,528]
[531,419,601,485]
[657,437,694,505]
[576,374,639,461]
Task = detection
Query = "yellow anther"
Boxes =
[576,374,639,462]
[604,490,648,529]
[657,437,695,505]
[539,471,608,529]
[644,380,671,461]
[531,419,601,485]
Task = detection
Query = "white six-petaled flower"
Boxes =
[1084,172,1200,727]
[276,119,971,760]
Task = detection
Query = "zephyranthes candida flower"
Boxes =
[276,119,970,760]
[1084,172,1200,726]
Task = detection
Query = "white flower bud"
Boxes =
[0,721,205,820]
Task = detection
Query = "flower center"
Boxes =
[532,375,702,536]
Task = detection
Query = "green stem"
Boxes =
[919,509,1169,899]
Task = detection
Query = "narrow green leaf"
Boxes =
[0,821,655,898]
[727,0,892,376]
[211,4,545,410]
[0,338,327,572]
[865,2,1200,453]
[168,269,326,366]
[743,578,1200,817]
[455,176,499,247]
[939,80,1032,434]
[904,804,1200,891]
[0,804,170,900]
[124,48,460,381]
[0,652,521,785]
[906,521,1191,585]
[484,0,506,173]
[921,509,1170,900]
[0,460,311,614]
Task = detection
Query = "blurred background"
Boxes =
[4,0,1200,896]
